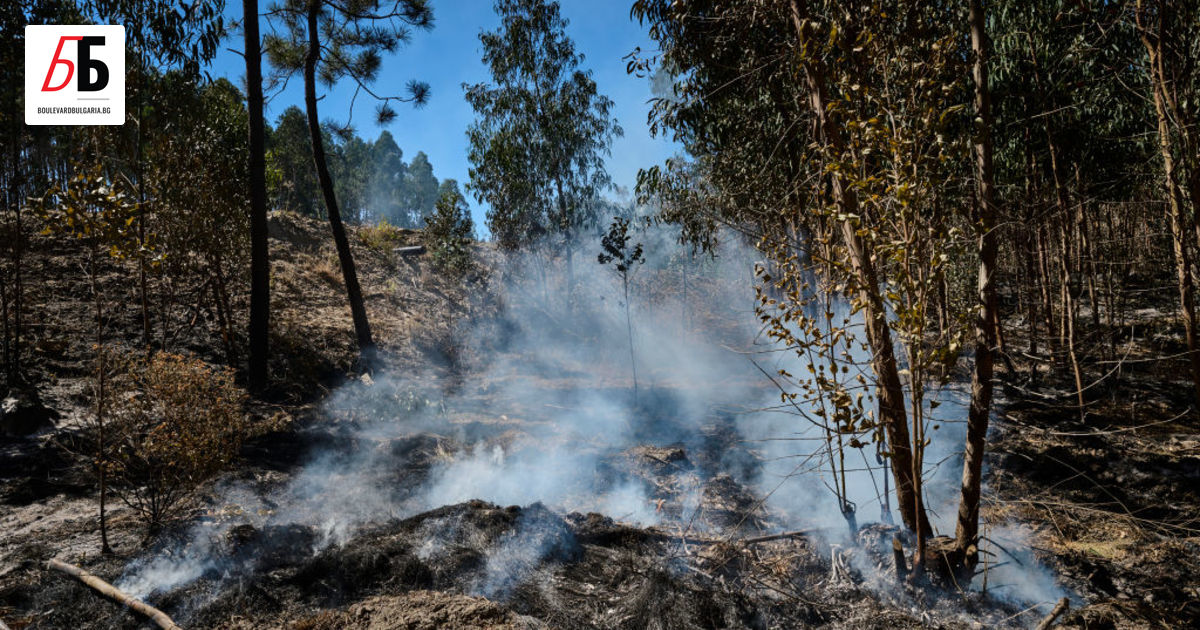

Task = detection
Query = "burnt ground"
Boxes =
[1,213,1199,629]
[986,361,1200,628]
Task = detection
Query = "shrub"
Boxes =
[108,352,249,531]
[359,218,406,252]
[423,180,475,279]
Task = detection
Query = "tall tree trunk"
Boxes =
[1140,1,1200,407]
[554,177,575,310]
[9,189,21,386]
[1024,230,1039,359]
[3,108,19,387]
[955,0,998,574]
[1037,226,1057,366]
[245,0,270,392]
[789,0,930,539]
[90,252,112,555]
[1074,165,1101,347]
[134,13,151,351]
[1046,133,1083,399]
[1023,123,1039,362]
[623,275,638,403]
[1,274,8,386]
[304,1,374,358]
[1059,217,1085,418]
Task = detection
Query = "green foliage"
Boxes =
[423,179,476,278]
[635,0,978,534]
[597,214,644,399]
[267,106,324,217]
[262,0,433,122]
[465,0,622,251]
[148,74,251,281]
[368,130,408,223]
[266,109,441,225]
[597,216,644,276]
[359,218,406,252]
[36,166,143,261]
[402,151,440,225]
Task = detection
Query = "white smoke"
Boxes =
[114,222,1069,616]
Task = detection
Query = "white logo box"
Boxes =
[25,25,125,125]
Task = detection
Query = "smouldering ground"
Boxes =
[3,214,1199,628]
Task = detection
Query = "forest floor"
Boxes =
[1,212,1197,629]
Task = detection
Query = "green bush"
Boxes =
[423,180,475,278]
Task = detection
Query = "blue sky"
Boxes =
[207,1,679,230]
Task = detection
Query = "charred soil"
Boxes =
[1,213,1197,629]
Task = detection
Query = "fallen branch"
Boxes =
[643,528,723,547]
[739,529,815,545]
[1034,597,1069,630]
[394,245,426,256]
[643,528,814,548]
[46,559,182,630]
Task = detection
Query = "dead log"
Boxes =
[394,245,426,256]
[46,558,182,630]
[1034,597,1070,630]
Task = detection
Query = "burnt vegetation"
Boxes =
[2,1,1200,629]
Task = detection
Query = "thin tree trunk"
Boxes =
[304,1,374,358]
[1024,231,1039,357]
[1140,0,1200,407]
[555,177,574,311]
[11,196,21,385]
[1,272,8,386]
[955,0,998,574]
[1074,165,1101,345]
[3,115,20,387]
[1037,226,1057,366]
[623,276,638,403]
[1104,204,1118,359]
[245,0,270,392]
[1023,123,1039,361]
[1046,133,1083,399]
[135,15,151,351]
[938,275,948,337]
[790,0,930,538]
[1060,218,1086,418]
[90,252,112,555]
[2,96,12,385]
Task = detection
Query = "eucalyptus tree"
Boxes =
[1,0,207,383]
[402,151,439,227]
[268,106,323,217]
[264,0,433,359]
[465,0,621,305]
[87,0,226,351]
[955,0,998,575]
[368,130,407,225]
[1135,0,1200,407]
[598,216,645,401]
[634,0,1032,579]
[37,167,141,555]
[334,133,371,223]
[145,76,250,359]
